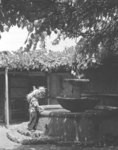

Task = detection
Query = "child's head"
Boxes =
[33,87,46,99]
[27,86,46,103]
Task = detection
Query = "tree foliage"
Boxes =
[0,0,118,70]
[1,1,118,35]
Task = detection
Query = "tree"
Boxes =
[1,0,118,65]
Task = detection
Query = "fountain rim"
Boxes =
[64,78,90,83]
[56,96,98,101]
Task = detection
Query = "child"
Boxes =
[27,86,46,131]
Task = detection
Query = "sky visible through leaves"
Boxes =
[0,26,77,52]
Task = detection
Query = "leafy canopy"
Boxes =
[0,0,118,51]
[1,0,118,72]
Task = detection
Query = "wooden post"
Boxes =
[47,73,50,105]
[5,67,9,128]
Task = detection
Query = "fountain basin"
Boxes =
[56,96,99,112]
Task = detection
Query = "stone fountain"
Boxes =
[33,77,102,145]
[36,77,118,146]
[7,76,118,146]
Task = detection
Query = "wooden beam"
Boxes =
[47,74,50,105]
[5,67,9,128]
[28,71,45,76]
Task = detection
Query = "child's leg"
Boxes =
[28,112,37,130]
[33,111,40,130]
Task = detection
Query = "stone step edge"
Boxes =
[7,129,62,145]
[17,128,43,138]
[7,129,102,146]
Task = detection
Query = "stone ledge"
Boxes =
[40,104,62,110]
[40,107,118,118]
[17,128,43,138]
[7,129,63,145]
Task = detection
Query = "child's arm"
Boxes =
[37,106,44,113]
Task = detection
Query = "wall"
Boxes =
[83,67,118,106]
[9,74,29,122]
[9,71,47,122]
[59,68,118,97]
[85,67,118,94]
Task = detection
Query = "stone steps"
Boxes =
[7,122,115,146]
[7,128,62,145]
[7,125,81,146]
[17,127,43,138]
[7,129,33,144]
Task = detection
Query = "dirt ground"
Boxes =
[1,124,118,150]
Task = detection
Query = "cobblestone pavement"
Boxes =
[1,124,118,150]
